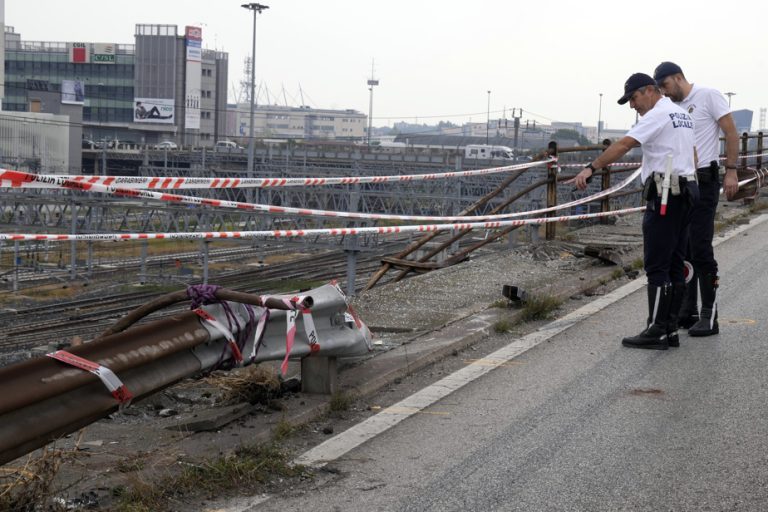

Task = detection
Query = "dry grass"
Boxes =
[0,444,79,512]
[111,444,307,511]
[204,365,282,405]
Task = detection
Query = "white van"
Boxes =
[214,140,240,151]
[464,144,514,160]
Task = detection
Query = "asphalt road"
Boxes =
[235,215,768,512]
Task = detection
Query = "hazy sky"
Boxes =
[6,1,767,131]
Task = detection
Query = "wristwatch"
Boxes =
[584,163,596,183]
[725,165,738,170]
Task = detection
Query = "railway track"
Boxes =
[0,246,393,358]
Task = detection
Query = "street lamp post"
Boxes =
[597,92,603,143]
[486,90,491,145]
[725,92,736,108]
[241,3,269,187]
[367,61,378,148]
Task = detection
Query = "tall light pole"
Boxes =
[367,60,378,147]
[486,90,491,145]
[597,92,603,143]
[241,3,269,183]
[725,91,736,108]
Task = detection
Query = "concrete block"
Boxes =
[301,356,338,394]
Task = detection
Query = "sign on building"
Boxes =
[67,42,116,64]
[134,98,175,124]
[92,43,116,64]
[68,43,90,63]
[184,26,202,130]
[61,80,85,105]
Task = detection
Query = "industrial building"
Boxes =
[226,103,367,141]
[2,22,228,155]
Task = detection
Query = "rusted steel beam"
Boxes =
[0,350,203,466]
[363,165,532,291]
[546,142,558,240]
[99,288,312,338]
[0,284,368,466]
[0,313,207,417]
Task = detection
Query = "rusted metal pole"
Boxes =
[388,172,543,284]
[757,132,763,170]
[99,288,312,338]
[363,166,532,291]
[545,141,558,240]
[0,314,208,465]
[600,139,612,223]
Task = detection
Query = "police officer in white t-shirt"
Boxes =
[653,62,739,338]
[569,73,699,350]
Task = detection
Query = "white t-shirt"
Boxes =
[676,84,730,167]
[627,96,696,183]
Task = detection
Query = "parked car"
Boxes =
[214,140,241,151]
[155,141,178,150]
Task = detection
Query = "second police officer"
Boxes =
[653,61,739,337]
[569,73,699,350]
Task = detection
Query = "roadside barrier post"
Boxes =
[545,141,558,240]
[140,239,148,285]
[344,183,361,296]
[600,138,612,223]
[757,132,764,170]
[70,200,77,280]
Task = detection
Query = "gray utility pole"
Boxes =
[486,90,491,145]
[597,92,603,143]
[725,92,736,108]
[241,3,269,189]
[367,60,379,147]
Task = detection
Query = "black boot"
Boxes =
[689,274,719,337]
[622,284,672,350]
[678,275,699,329]
[666,282,686,348]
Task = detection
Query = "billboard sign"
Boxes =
[68,42,90,63]
[134,98,175,124]
[92,43,116,64]
[184,26,202,130]
[61,80,85,105]
[185,26,203,41]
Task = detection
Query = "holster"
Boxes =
[642,177,657,201]
[696,161,719,184]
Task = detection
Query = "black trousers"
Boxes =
[687,165,720,276]
[643,180,700,287]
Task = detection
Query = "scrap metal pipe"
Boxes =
[0,350,203,466]
[0,312,209,416]
[0,284,369,466]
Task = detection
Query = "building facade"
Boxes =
[227,104,366,141]
[3,23,228,149]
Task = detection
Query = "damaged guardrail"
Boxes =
[0,282,371,466]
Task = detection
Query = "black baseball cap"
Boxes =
[617,73,656,105]
[653,61,683,85]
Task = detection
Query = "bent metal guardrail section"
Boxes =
[0,282,371,466]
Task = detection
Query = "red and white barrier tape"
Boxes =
[279,295,319,375]
[47,350,133,407]
[0,159,551,190]
[557,152,768,169]
[0,206,645,242]
[194,308,244,365]
[0,167,642,223]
